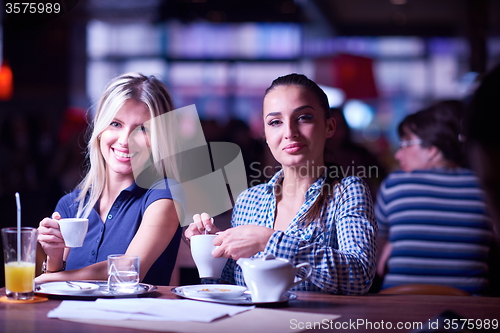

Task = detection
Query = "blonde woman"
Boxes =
[36,73,184,285]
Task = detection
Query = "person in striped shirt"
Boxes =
[375,101,494,295]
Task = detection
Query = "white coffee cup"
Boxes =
[237,255,312,302]
[190,234,228,279]
[58,218,89,247]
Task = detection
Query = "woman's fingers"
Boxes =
[210,225,274,260]
[200,212,213,232]
[37,215,66,259]
[192,213,204,233]
[39,217,61,230]
[184,214,205,240]
[37,233,65,246]
[212,245,224,258]
[184,213,220,240]
[193,212,217,233]
[38,217,63,242]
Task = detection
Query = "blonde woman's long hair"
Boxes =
[75,72,178,218]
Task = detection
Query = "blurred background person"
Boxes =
[325,107,387,200]
[375,100,494,295]
[465,63,500,296]
[466,63,500,233]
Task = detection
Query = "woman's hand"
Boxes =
[184,212,220,241]
[37,212,65,263]
[212,225,274,260]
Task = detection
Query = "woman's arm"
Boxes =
[35,198,180,283]
[125,198,180,281]
[35,261,107,283]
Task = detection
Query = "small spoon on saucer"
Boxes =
[66,281,92,290]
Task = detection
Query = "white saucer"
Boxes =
[172,285,297,305]
[38,281,99,295]
[182,284,247,299]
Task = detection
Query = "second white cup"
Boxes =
[190,234,228,279]
[58,218,89,247]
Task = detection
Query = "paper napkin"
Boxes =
[48,298,254,322]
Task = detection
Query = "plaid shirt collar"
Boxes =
[265,168,327,200]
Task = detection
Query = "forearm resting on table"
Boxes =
[35,261,108,283]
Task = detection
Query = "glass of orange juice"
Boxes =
[1,227,38,300]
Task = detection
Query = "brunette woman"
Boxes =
[185,74,377,295]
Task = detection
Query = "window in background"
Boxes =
[166,22,301,59]
[86,20,304,131]
[87,20,167,112]
[169,62,229,121]
[86,20,500,154]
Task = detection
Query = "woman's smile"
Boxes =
[99,99,151,180]
[112,147,136,160]
[282,142,306,154]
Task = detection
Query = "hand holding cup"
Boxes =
[38,213,88,250]
[37,212,66,258]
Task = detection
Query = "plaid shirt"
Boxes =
[220,170,377,295]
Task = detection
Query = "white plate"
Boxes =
[182,284,247,299]
[172,285,297,305]
[36,281,157,298]
[38,281,99,295]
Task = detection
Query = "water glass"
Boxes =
[107,254,140,293]
[1,227,38,300]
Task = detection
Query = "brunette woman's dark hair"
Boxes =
[397,100,466,167]
[264,73,339,226]
[265,73,331,121]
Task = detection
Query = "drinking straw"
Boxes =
[15,192,21,263]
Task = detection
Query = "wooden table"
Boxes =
[1,286,499,332]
